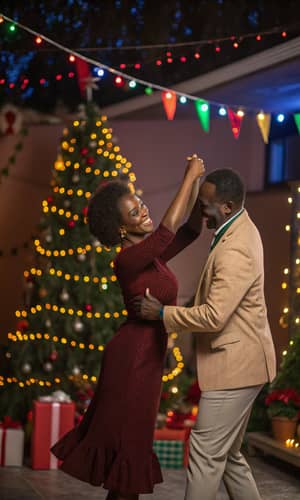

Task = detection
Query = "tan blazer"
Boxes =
[164,210,276,391]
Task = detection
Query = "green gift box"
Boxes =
[153,439,185,469]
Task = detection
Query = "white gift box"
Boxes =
[0,427,24,466]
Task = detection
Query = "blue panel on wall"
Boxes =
[268,140,285,183]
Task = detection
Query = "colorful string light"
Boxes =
[0,334,183,387]
[0,12,293,115]
[15,305,127,320]
[24,268,118,285]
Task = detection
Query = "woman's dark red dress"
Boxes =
[51,223,197,495]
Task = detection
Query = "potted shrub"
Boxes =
[265,388,300,441]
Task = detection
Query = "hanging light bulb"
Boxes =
[179,96,187,104]
[129,80,137,88]
[114,76,124,87]
[276,113,285,123]
[218,107,227,116]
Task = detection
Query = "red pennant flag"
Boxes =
[162,91,177,120]
[228,108,244,139]
[75,58,91,96]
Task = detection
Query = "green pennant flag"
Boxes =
[294,113,300,135]
[195,99,210,133]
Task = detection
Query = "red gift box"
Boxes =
[31,400,75,469]
[154,427,190,467]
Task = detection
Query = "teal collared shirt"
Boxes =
[210,207,244,252]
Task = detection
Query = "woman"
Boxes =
[51,154,205,500]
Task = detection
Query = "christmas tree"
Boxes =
[0,102,135,421]
[0,102,189,423]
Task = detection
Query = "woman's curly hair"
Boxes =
[87,180,131,246]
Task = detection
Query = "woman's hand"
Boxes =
[160,154,205,233]
[186,154,205,179]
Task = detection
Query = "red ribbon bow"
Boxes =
[0,416,22,429]
[0,416,22,466]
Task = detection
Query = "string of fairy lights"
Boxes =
[0,11,296,119]
[0,13,292,89]
[0,341,184,388]
[0,335,183,388]
[279,187,300,360]
[15,305,128,320]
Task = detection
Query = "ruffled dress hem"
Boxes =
[51,429,163,494]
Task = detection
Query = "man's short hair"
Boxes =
[205,169,245,206]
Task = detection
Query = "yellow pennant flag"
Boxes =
[256,112,271,144]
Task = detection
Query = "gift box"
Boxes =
[0,417,24,467]
[31,397,75,469]
[153,427,190,468]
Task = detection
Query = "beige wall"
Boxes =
[0,119,291,366]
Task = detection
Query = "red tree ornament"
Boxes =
[68,221,75,229]
[82,206,88,217]
[80,147,89,156]
[86,157,95,165]
[16,320,29,331]
[85,304,92,312]
[49,350,58,361]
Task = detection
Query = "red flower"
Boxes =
[265,388,300,407]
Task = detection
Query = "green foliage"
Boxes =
[159,374,200,416]
[272,333,300,392]
[266,400,299,419]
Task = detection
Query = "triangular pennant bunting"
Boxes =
[293,113,300,135]
[228,108,244,139]
[75,58,91,96]
[161,91,177,120]
[256,113,271,144]
[195,99,210,133]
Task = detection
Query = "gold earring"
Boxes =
[120,227,127,239]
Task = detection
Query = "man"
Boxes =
[135,169,276,500]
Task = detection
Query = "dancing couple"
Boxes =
[51,154,276,500]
